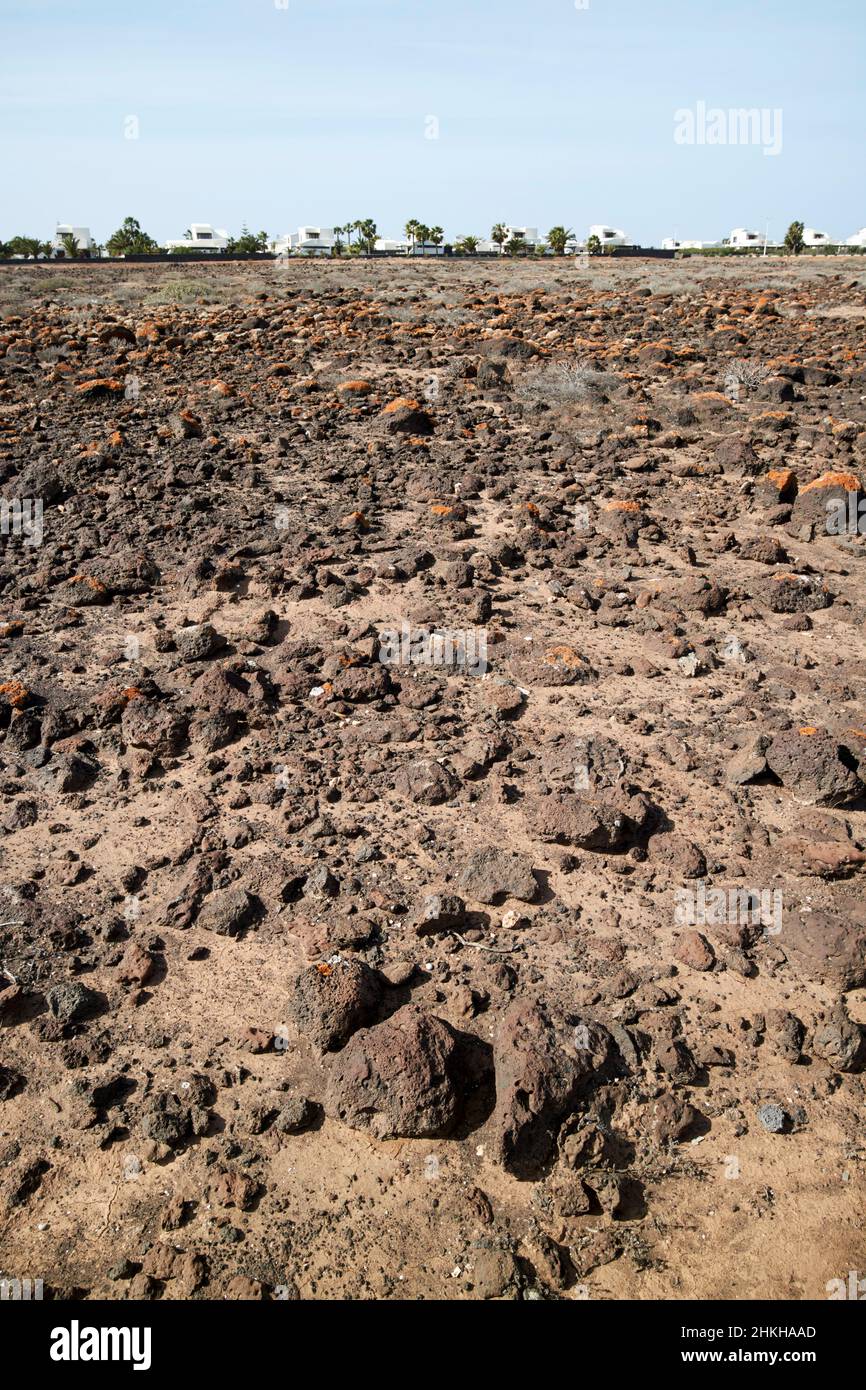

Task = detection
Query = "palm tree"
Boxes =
[491,223,508,255]
[546,225,575,256]
[505,234,528,256]
[58,232,80,258]
[784,220,805,255]
[404,219,420,255]
[428,226,444,250]
[586,234,602,256]
[8,236,44,258]
[455,235,479,255]
[106,216,160,256]
[356,219,378,256]
[414,223,430,255]
[332,226,345,256]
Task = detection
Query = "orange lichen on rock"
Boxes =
[338,380,373,395]
[767,468,796,493]
[68,575,109,595]
[798,726,818,736]
[382,396,421,415]
[543,645,586,668]
[0,680,31,708]
[75,378,124,396]
[604,500,641,513]
[135,320,162,344]
[800,471,861,493]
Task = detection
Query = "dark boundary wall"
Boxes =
[0,246,676,267]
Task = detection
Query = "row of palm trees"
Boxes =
[403,219,445,254]
[332,221,589,257]
[331,220,379,255]
[2,219,602,261]
[457,224,595,256]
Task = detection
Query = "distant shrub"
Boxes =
[518,359,616,405]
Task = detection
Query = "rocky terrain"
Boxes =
[0,254,864,1301]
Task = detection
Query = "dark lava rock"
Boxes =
[490,1000,609,1178]
[525,792,640,851]
[173,623,227,662]
[412,892,467,935]
[0,1065,25,1101]
[458,848,537,904]
[196,887,258,937]
[781,902,866,990]
[326,1005,461,1139]
[46,981,102,1024]
[275,1094,318,1134]
[141,1091,210,1149]
[288,958,384,1052]
[760,574,831,613]
[765,729,864,806]
[393,758,460,805]
[812,1006,864,1072]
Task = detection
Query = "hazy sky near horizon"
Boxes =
[1,0,863,246]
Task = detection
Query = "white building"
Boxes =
[53,224,93,254]
[286,227,338,254]
[506,225,542,246]
[476,226,545,253]
[588,225,628,248]
[376,237,413,254]
[803,227,834,247]
[846,227,866,247]
[727,228,764,248]
[662,237,721,251]
[165,224,229,253]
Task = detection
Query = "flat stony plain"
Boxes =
[0,255,864,1300]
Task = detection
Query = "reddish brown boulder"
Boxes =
[326,1005,461,1139]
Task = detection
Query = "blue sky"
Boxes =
[1,0,863,246]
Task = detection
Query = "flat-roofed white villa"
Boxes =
[588,224,628,248]
[727,227,764,248]
[53,224,94,253]
[272,227,338,255]
[846,227,866,246]
[376,237,412,254]
[475,226,544,253]
[165,223,229,253]
[661,236,721,251]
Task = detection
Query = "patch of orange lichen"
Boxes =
[767,468,796,492]
[0,680,30,708]
[75,378,123,396]
[543,645,584,668]
[68,576,109,594]
[800,471,861,493]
